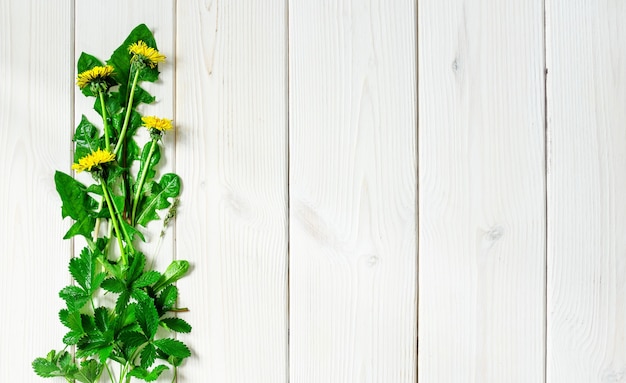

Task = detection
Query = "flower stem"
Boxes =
[131,138,158,224]
[98,90,111,151]
[100,181,127,265]
[114,68,141,157]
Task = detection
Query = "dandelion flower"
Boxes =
[142,116,173,132]
[129,41,166,68]
[76,65,115,90]
[72,149,116,173]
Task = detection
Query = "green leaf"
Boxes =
[101,277,125,293]
[55,171,98,240]
[136,297,160,339]
[119,330,147,348]
[59,285,90,311]
[74,359,103,383]
[134,270,161,288]
[152,338,191,359]
[73,116,101,162]
[121,218,146,242]
[32,357,60,377]
[77,52,105,97]
[94,307,111,332]
[153,260,189,292]
[107,24,160,104]
[136,173,181,227]
[160,317,192,333]
[59,309,83,332]
[140,343,157,369]
[70,247,106,294]
[128,365,169,382]
[156,285,178,313]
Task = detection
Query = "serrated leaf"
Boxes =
[140,343,157,369]
[63,330,85,345]
[115,290,131,313]
[136,297,159,339]
[127,252,147,283]
[101,277,126,293]
[160,317,192,333]
[153,260,189,292]
[94,307,111,332]
[59,309,83,332]
[74,359,103,383]
[136,173,181,227]
[59,285,90,311]
[120,330,147,348]
[32,357,60,377]
[128,365,169,382]
[134,270,161,288]
[152,338,191,359]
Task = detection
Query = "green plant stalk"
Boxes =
[131,138,158,224]
[99,90,111,151]
[100,181,127,265]
[114,68,141,157]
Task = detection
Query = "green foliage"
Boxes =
[34,24,191,383]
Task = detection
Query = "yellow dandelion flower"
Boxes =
[76,65,115,90]
[72,149,116,173]
[142,116,173,132]
[129,40,166,68]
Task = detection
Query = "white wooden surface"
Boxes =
[289,1,417,382]
[176,1,288,382]
[418,0,546,381]
[3,0,626,382]
[547,1,626,382]
[0,1,73,382]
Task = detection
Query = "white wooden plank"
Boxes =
[175,1,288,382]
[418,1,546,382]
[289,1,417,381]
[0,1,73,381]
[74,2,176,382]
[546,1,626,381]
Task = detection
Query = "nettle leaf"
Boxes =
[134,270,161,288]
[59,285,90,312]
[136,173,181,227]
[152,338,191,359]
[160,317,191,333]
[73,116,101,162]
[70,247,106,294]
[55,171,98,240]
[136,298,160,339]
[101,277,126,293]
[128,365,169,382]
[140,343,157,369]
[74,359,103,383]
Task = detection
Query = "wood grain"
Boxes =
[418,0,546,382]
[546,1,626,381]
[175,1,289,382]
[289,1,417,381]
[0,1,73,381]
